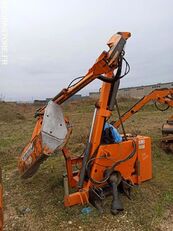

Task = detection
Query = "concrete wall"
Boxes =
[89,82,173,99]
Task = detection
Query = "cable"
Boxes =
[108,51,130,81]
[67,50,130,89]
[118,57,130,80]
[154,101,170,111]
[86,139,136,184]
[67,76,85,88]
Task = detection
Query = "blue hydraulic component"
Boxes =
[104,122,122,143]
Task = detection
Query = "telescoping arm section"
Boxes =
[114,88,173,128]
[18,32,131,178]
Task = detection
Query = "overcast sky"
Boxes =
[0,0,173,101]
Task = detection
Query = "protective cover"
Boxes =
[41,101,68,152]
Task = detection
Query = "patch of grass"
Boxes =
[1,99,173,230]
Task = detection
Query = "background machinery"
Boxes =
[18,32,153,214]
[161,114,173,153]
[113,88,173,153]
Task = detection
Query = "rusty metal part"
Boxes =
[160,138,173,153]
[161,115,173,153]
[162,123,173,135]
[21,154,48,179]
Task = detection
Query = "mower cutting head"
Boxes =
[19,101,69,178]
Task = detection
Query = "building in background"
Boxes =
[89,82,173,99]
[34,82,173,104]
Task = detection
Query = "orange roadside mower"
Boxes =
[18,32,153,214]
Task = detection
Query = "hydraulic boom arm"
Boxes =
[19,32,131,178]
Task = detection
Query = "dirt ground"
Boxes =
[0,98,173,231]
[157,207,173,231]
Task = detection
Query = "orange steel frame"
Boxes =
[63,135,152,206]
[62,79,152,206]
[64,74,115,206]
[18,32,152,209]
